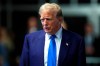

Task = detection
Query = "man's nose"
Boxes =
[43,19,48,25]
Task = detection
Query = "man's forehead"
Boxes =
[40,13,56,19]
[40,16,52,19]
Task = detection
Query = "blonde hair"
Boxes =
[39,3,63,17]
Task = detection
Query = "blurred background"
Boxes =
[0,0,100,66]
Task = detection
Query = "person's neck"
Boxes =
[50,26,61,35]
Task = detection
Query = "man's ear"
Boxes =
[58,17,63,23]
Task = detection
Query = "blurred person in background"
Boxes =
[15,16,39,66]
[0,26,14,66]
[20,3,86,66]
[84,23,95,56]
[27,16,38,33]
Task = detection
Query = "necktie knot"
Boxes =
[50,35,56,39]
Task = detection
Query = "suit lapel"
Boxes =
[58,29,70,66]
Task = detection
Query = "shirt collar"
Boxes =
[46,27,62,40]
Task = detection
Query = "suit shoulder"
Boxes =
[64,29,82,39]
[25,30,45,39]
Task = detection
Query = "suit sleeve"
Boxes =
[19,35,30,66]
[77,37,86,66]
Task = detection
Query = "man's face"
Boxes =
[40,10,61,35]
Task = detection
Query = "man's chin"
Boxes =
[44,31,54,35]
[44,30,50,33]
[44,30,51,34]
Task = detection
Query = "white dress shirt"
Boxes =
[44,27,62,66]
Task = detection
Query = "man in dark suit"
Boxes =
[20,3,86,66]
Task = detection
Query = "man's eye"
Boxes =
[41,19,44,21]
[46,18,52,21]
[40,18,52,22]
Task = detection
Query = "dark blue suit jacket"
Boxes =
[20,29,86,66]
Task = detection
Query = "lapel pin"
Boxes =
[66,43,69,46]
